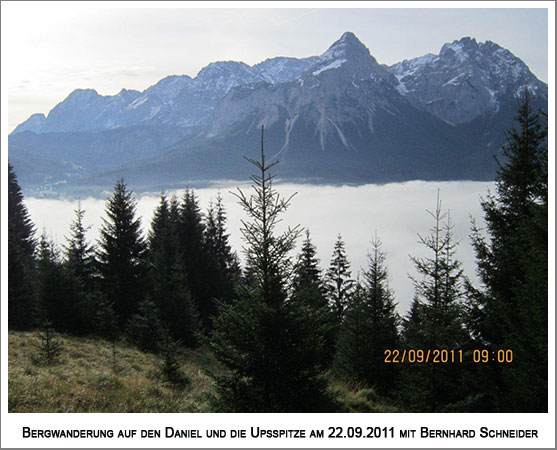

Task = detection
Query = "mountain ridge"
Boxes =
[8,32,548,195]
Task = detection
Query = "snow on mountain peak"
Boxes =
[321,31,371,61]
[389,36,547,124]
[10,33,546,136]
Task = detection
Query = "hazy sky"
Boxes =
[2,4,549,132]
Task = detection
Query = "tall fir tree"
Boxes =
[148,194,199,347]
[467,96,548,412]
[37,232,89,334]
[290,230,334,365]
[8,163,38,329]
[177,189,213,327]
[63,204,101,334]
[204,192,241,307]
[208,126,334,412]
[97,179,148,328]
[325,235,355,324]
[64,202,96,285]
[403,195,468,411]
[335,235,400,395]
[292,230,328,309]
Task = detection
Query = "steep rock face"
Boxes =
[203,32,407,154]
[389,37,547,124]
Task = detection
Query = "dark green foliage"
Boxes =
[92,296,119,341]
[159,338,191,388]
[36,233,90,335]
[8,163,38,329]
[125,299,168,353]
[203,192,241,305]
[8,163,36,258]
[149,194,200,347]
[292,230,328,309]
[63,205,100,335]
[291,230,335,365]
[208,126,334,412]
[335,236,400,394]
[467,96,548,412]
[35,320,62,365]
[64,203,97,287]
[402,196,468,411]
[326,235,355,323]
[177,189,213,326]
[98,179,148,328]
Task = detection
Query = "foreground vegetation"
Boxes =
[8,331,215,413]
[8,331,398,413]
[8,98,547,412]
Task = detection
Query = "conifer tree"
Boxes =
[159,337,191,388]
[178,189,212,326]
[149,194,199,347]
[8,163,38,329]
[208,126,334,412]
[97,179,148,328]
[125,298,169,353]
[326,235,355,323]
[63,204,100,334]
[292,230,327,309]
[36,233,88,334]
[204,192,241,305]
[467,97,548,412]
[291,231,334,364]
[335,235,400,394]
[35,320,63,365]
[64,203,96,285]
[403,195,467,411]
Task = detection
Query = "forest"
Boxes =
[7,98,548,413]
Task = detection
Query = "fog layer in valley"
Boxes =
[25,181,493,315]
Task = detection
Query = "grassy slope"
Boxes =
[8,331,216,413]
[8,331,399,413]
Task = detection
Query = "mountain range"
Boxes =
[8,32,547,196]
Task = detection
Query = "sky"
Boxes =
[1,3,549,132]
[25,181,492,316]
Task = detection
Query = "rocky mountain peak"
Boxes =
[321,31,374,63]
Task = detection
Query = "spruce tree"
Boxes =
[403,195,467,411]
[125,298,169,353]
[335,235,400,394]
[63,204,100,334]
[208,126,334,412]
[97,179,148,328]
[35,233,84,334]
[177,189,212,326]
[325,235,355,323]
[8,163,38,329]
[204,192,241,305]
[35,320,63,365]
[292,230,327,309]
[291,231,334,365]
[467,97,548,412]
[149,194,199,347]
[65,203,96,286]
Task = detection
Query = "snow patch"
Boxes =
[443,72,466,87]
[312,59,346,76]
[127,97,148,110]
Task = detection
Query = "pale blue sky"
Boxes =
[2,5,549,132]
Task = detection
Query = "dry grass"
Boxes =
[329,378,401,413]
[8,331,217,413]
[9,331,401,413]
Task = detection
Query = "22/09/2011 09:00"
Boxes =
[383,349,514,363]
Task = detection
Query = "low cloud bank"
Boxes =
[26,180,493,315]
